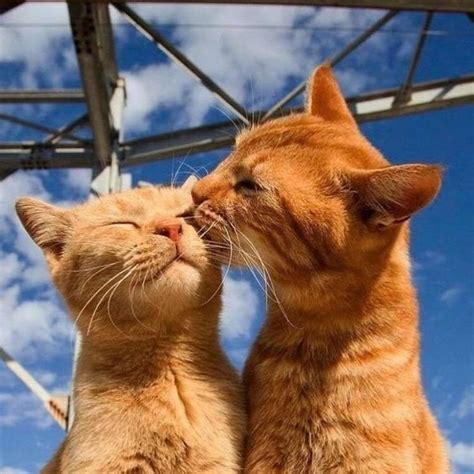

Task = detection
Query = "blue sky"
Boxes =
[0,3,473,473]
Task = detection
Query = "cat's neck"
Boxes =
[72,304,221,392]
[265,244,417,344]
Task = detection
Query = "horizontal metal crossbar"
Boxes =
[2,76,472,172]
[121,75,474,165]
[0,90,84,103]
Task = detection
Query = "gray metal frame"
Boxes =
[0,0,473,432]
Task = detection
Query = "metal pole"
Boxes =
[392,12,433,106]
[0,347,67,430]
[263,10,398,120]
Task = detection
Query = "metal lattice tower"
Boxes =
[1,0,473,431]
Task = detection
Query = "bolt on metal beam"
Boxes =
[263,10,398,120]
[113,2,250,125]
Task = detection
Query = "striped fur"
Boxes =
[16,185,246,473]
[193,65,448,473]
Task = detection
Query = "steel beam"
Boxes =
[0,145,94,171]
[113,2,250,124]
[122,75,474,166]
[0,347,67,430]
[129,0,473,13]
[0,90,84,104]
[68,2,119,169]
[2,76,472,172]
[264,10,398,120]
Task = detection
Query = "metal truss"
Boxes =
[1,1,473,179]
[1,0,473,432]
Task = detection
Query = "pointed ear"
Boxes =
[15,197,72,262]
[306,64,357,127]
[351,164,443,231]
[181,175,198,192]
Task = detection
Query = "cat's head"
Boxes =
[15,177,221,338]
[193,65,442,282]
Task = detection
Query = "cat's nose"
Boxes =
[154,220,183,242]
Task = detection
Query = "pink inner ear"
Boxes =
[306,64,357,127]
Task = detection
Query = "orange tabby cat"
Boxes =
[193,66,449,473]
[16,178,246,473]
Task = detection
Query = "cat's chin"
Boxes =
[146,260,206,300]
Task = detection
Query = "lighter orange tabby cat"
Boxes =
[16,178,246,473]
[193,66,449,473]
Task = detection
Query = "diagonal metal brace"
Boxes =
[113,2,250,125]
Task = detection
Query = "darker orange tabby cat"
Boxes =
[15,178,246,473]
[193,66,449,473]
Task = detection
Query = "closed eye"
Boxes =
[235,179,262,195]
[107,221,139,228]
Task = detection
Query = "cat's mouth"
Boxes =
[137,254,199,284]
[194,205,228,238]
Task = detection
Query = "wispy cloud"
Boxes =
[451,385,474,421]
[0,3,76,89]
[0,172,74,360]
[0,391,53,430]
[122,5,411,134]
[440,286,463,304]
[0,467,29,474]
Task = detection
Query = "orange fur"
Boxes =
[193,65,449,473]
[16,181,246,473]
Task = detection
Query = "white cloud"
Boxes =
[0,3,75,88]
[0,171,52,288]
[220,277,259,340]
[0,284,71,360]
[0,251,25,289]
[61,169,92,197]
[449,441,474,470]
[32,370,58,389]
[0,391,53,430]
[0,468,30,474]
[452,385,474,421]
[122,5,406,134]
[0,171,50,234]
[440,287,463,304]
[0,171,75,360]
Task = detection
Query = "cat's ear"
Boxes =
[15,197,72,263]
[306,64,357,127]
[351,164,442,231]
[181,175,198,192]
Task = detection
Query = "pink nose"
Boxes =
[154,221,182,242]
